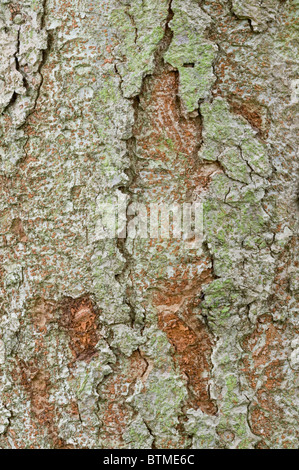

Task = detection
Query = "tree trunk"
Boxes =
[0,0,298,449]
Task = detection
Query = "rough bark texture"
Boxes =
[0,0,298,449]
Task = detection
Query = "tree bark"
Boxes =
[0,0,298,449]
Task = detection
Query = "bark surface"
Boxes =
[0,0,298,449]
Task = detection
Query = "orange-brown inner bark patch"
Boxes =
[6,295,101,448]
[206,8,270,138]
[132,69,220,203]
[13,358,72,449]
[135,71,201,158]
[241,315,293,445]
[154,268,217,415]
[10,218,28,243]
[20,363,52,419]
[59,295,99,363]
[9,3,21,20]
[3,296,78,448]
[227,97,270,138]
